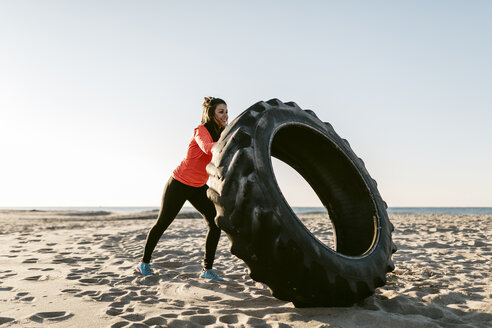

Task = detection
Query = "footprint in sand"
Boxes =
[139,289,157,297]
[99,271,120,278]
[110,321,130,328]
[78,278,110,285]
[14,292,35,302]
[138,275,161,286]
[0,317,15,325]
[75,290,100,298]
[160,313,178,319]
[15,292,29,297]
[188,315,217,326]
[121,313,146,322]
[100,244,116,250]
[202,295,221,301]
[52,257,78,264]
[245,317,268,326]
[143,316,168,326]
[169,300,186,307]
[105,295,132,312]
[21,296,35,302]
[109,301,126,308]
[219,314,239,324]
[23,275,41,281]
[28,311,74,323]
[66,273,82,280]
[106,308,123,317]
[61,288,82,294]
[90,294,114,302]
[110,260,125,265]
[22,258,38,263]
[38,248,55,253]
[92,290,130,303]
[78,257,98,262]
[106,288,129,297]
[94,233,110,238]
[193,308,210,315]
[0,270,17,279]
[225,284,246,293]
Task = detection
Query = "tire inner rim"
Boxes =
[270,124,378,257]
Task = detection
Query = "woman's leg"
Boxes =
[188,184,221,270]
[141,177,188,263]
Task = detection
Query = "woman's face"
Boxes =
[214,103,229,128]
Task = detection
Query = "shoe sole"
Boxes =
[199,275,224,282]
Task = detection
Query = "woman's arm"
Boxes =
[194,125,215,154]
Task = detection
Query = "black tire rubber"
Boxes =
[207,99,397,307]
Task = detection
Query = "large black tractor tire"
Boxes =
[207,99,396,307]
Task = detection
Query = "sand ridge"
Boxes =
[0,210,491,327]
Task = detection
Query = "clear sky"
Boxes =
[1,1,491,207]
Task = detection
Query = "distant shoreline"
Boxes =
[1,206,492,215]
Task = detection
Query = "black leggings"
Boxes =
[141,177,221,270]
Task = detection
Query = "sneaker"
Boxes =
[199,269,224,282]
[136,262,152,276]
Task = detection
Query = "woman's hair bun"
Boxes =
[203,97,215,107]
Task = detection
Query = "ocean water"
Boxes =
[292,207,492,215]
[387,207,492,215]
[2,206,492,215]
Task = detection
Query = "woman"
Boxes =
[136,97,229,281]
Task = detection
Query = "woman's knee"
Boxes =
[205,220,220,233]
[204,215,219,229]
[149,223,166,237]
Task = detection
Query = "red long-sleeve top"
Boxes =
[172,125,215,187]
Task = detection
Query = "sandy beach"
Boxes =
[0,210,490,327]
